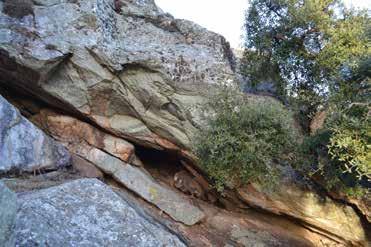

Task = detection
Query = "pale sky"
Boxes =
[155,0,370,48]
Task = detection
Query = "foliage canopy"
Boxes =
[241,0,369,115]
[240,0,370,196]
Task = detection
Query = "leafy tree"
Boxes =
[240,0,370,196]
[331,57,370,108]
[241,0,369,129]
[298,57,370,196]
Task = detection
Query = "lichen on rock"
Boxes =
[0,95,70,174]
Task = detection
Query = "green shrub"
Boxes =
[300,105,370,197]
[193,84,300,192]
[328,126,370,179]
[327,106,370,180]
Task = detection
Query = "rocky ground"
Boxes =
[0,167,339,247]
[0,0,369,246]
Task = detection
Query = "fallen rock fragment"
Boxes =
[80,146,205,226]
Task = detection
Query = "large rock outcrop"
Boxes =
[13,178,186,246]
[0,0,369,246]
[28,96,370,246]
[0,0,235,152]
[0,95,70,174]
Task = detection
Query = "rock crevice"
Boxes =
[0,0,369,246]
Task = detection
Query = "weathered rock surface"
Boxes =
[33,109,135,163]
[0,181,17,247]
[329,191,371,224]
[71,154,104,179]
[1,0,369,245]
[114,183,344,247]
[0,0,235,152]
[14,178,186,246]
[29,108,205,225]
[2,170,82,193]
[237,168,368,246]
[0,95,70,174]
[77,145,205,226]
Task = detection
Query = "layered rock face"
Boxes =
[0,0,235,152]
[238,171,367,245]
[0,0,369,246]
[31,109,205,225]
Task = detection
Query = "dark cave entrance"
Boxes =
[134,145,184,185]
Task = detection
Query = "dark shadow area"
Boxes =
[3,0,34,19]
[135,145,183,185]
